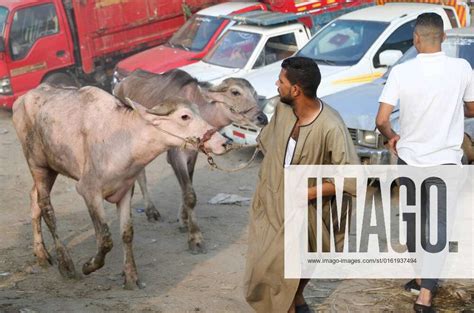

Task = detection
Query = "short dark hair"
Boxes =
[415,13,444,39]
[281,57,321,98]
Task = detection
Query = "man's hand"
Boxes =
[308,182,336,200]
[387,134,400,156]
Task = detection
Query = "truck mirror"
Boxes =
[379,50,403,67]
[0,37,5,53]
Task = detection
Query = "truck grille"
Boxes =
[231,123,258,133]
[348,128,358,144]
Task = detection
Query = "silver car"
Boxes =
[323,27,474,164]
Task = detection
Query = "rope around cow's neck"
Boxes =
[201,145,261,173]
[154,125,260,172]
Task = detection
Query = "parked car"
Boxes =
[113,0,373,87]
[224,2,465,144]
[179,11,313,84]
[112,2,267,86]
[321,27,474,164]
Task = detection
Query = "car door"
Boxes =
[7,2,73,97]
[252,31,298,70]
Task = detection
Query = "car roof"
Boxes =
[198,2,262,16]
[446,27,474,37]
[339,3,446,22]
[229,22,302,35]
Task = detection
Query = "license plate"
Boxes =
[233,130,245,139]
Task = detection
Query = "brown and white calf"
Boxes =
[12,84,226,289]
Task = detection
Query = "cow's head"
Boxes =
[206,78,268,128]
[124,97,227,155]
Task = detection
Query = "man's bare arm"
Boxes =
[465,101,474,118]
[376,103,397,139]
[376,102,400,155]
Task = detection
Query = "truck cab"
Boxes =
[179,12,311,85]
[113,2,266,84]
[0,0,75,109]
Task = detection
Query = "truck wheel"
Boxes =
[43,72,79,88]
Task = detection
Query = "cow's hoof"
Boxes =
[56,246,77,279]
[189,241,207,254]
[35,250,53,268]
[145,207,162,222]
[123,278,145,290]
[82,257,104,275]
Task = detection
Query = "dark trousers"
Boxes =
[398,158,448,292]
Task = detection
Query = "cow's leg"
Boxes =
[136,169,161,222]
[30,186,52,267]
[32,168,76,278]
[168,148,206,254]
[78,190,114,275]
[117,187,143,289]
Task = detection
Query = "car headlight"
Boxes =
[357,130,384,149]
[0,77,12,95]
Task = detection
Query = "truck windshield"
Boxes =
[0,7,7,36]
[297,19,389,66]
[168,15,223,52]
[203,30,261,69]
[443,36,474,69]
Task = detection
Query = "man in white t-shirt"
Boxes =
[376,13,474,312]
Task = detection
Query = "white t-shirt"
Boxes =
[379,52,474,166]
[284,137,296,167]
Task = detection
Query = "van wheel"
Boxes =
[43,72,79,88]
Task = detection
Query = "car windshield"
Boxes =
[0,7,8,36]
[168,15,223,52]
[203,30,261,68]
[443,36,474,69]
[297,19,389,66]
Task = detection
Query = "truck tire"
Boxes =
[43,72,79,88]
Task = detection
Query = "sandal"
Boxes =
[413,303,435,312]
[405,279,421,294]
[405,280,439,297]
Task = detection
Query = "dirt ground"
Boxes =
[0,108,472,313]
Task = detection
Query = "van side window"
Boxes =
[253,33,297,69]
[373,20,415,68]
[9,3,59,60]
[444,8,459,28]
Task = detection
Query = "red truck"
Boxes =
[113,0,373,84]
[0,0,223,109]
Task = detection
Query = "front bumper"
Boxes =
[222,124,260,146]
[356,145,393,165]
[0,94,16,110]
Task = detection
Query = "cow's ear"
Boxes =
[146,104,176,116]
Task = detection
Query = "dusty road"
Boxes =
[0,108,472,313]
